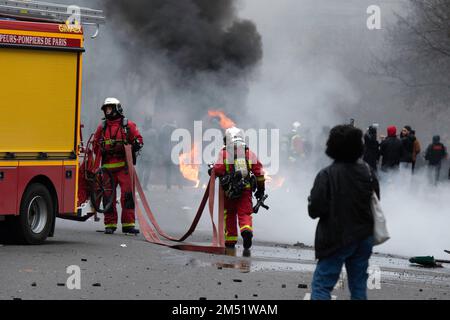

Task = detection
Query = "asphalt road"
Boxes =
[1,186,450,300]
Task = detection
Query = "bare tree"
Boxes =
[374,0,450,112]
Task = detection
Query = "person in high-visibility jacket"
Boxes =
[212,127,265,250]
[93,98,144,235]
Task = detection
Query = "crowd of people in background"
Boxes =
[363,124,448,185]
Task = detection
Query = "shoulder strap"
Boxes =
[122,117,131,143]
[245,146,251,173]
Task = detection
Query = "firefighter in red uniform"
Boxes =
[212,127,265,250]
[93,98,144,235]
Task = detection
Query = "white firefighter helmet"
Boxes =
[225,127,245,145]
[102,97,123,116]
[224,127,248,178]
[292,121,301,133]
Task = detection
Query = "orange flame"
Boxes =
[179,143,200,187]
[265,174,286,190]
[208,110,236,129]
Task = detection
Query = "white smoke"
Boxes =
[241,0,450,260]
[52,0,450,259]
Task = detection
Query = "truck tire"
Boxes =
[15,183,55,245]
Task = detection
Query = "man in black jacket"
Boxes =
[363,124,380,172]
[380,126,403,172]
[399,125,416,169]
[308,125,380,300]
[425,135,448,185]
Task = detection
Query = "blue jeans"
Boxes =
[311,236,374,300]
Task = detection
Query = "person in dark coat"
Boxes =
[308,125,380,300]
[399,125,416,168]
[363,124,380,172]
[380,126,403,172]
[425,135,448,185]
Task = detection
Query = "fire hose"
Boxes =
[124,145,226,254]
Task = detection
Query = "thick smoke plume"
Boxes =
[103,0,262,74]
[101,0,262,122]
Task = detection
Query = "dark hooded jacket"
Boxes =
[380,127,403,170]
[400,133,416,163]
[308,160,379,259]
[363,128,380,170]
[425,136,448,166]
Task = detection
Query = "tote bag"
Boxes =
[371,191,390,246]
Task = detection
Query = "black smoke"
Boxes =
[100,0,263,123]
[102,0,262,75]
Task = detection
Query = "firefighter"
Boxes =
[289,121,305,163]
[93,98,144,235]
[212,127,265,250]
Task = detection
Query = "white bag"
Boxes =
[371,192,390,246]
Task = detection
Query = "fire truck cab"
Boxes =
[0,0,105,244]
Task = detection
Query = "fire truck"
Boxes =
[0,0,107,244]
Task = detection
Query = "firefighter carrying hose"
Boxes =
[211,127,266,250]
[93,98,144,235]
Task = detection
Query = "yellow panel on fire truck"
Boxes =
[0,19,84,157]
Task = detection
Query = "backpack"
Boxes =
[220,146,256,199]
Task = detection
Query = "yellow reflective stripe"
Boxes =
[225,235,238,241]
[105,224,117,228]
[122,223,135,228]
[103,162,126,169]
[104,139,125,145]
[257,176,265,182]
[224,159,230,173]
[240,225,253,232]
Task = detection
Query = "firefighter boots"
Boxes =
[105,227,116,235]
[122,226,140,235]
[242,230,253,249]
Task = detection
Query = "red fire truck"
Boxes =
[0,0,107,244]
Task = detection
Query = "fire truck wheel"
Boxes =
[15,183,54,245]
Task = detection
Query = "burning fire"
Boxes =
[208,110,236,129]
[179,143,200,187]
[265,174,286,190]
